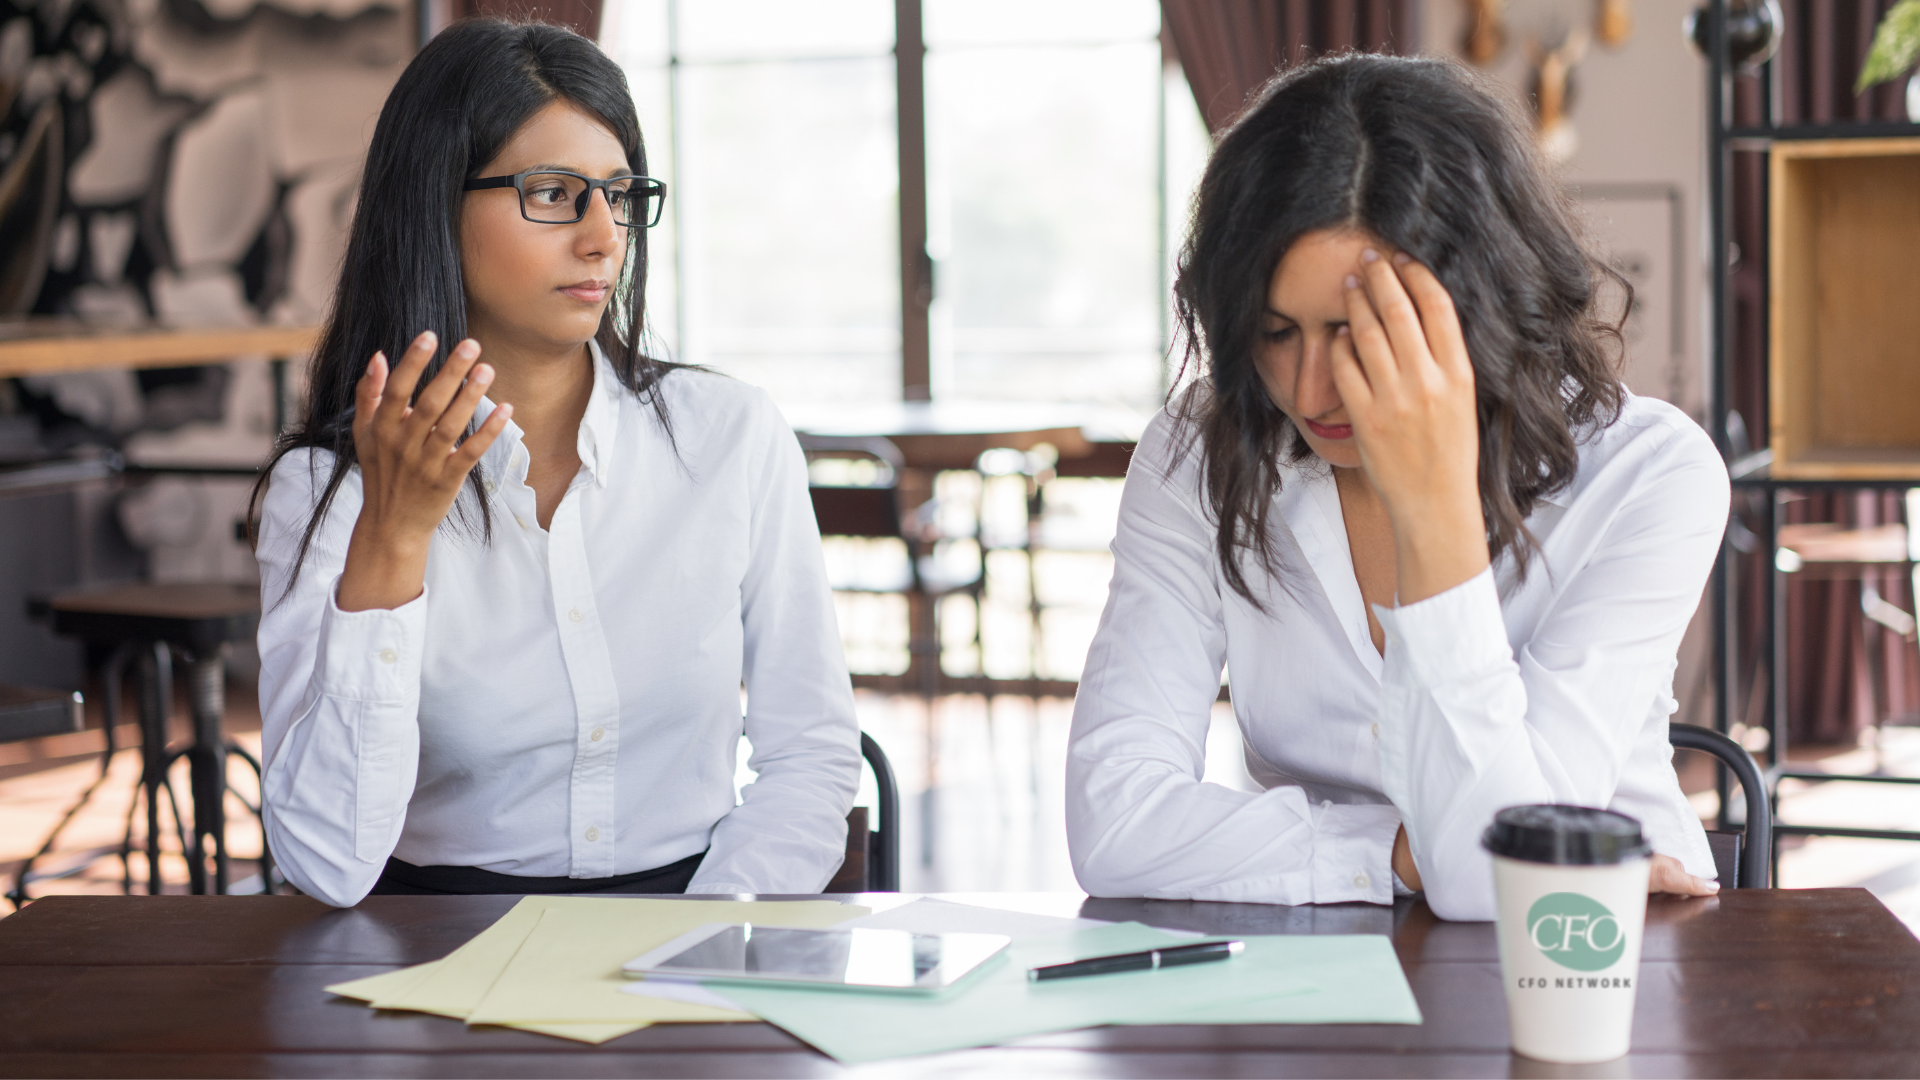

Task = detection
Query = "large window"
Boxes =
[602,0,1208,412]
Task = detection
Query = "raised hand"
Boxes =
[337,331,511,611]
[1329,249,1489,606]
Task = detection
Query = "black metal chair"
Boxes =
[824,731,901,893]
[3,684,88,907]
[1669,722,1772,889]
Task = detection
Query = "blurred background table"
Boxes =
[0,888,1914,1077]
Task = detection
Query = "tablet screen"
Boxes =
[626,924,1010,991]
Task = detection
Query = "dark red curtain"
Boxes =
[1729,0,1918,744]
[1161,0,1422,133]
[452,0,602,40]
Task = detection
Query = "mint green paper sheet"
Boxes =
[1187,933,1421,1025]
[711,921,1417,1064]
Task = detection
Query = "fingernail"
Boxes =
[1361,248,1379,263]
[1393,253,1411,266]
[417,331,436,347]
[1344,274,1360,289]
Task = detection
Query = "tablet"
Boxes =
[623,923,1011,992]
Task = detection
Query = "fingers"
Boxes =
[1390,255,1472,381]
[423,360,496,456]
[404,338,483,443]
[451,402,512,473]
[1357,248,1432,381]
[1648,854,1721,897]
[1341,272,1402,396]
[353,352,387,444]
[1329,324,1375,414]
[373,331,439,428]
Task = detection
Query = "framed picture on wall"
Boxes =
[1574,183,1689,413]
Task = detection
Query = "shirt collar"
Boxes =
[469,340,623,490]
[577,338,622,489]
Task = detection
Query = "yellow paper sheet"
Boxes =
[329,957,647,1042]
[379,897,551,1016]
[476,1019,650,1044]
[464,897,866,1027]
[326,959,444,1004]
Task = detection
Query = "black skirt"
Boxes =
[370,850,707,896]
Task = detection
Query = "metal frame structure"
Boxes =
[1701,0,1920,883]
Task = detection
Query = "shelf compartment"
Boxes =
[1769,136,1920,480]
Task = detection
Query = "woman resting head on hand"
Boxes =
[249,20,859,907]
[1065,54,1724,919]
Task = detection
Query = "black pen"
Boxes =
[1027,940,1245,982]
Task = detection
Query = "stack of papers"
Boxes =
[326,896,866,1043]
[327,896,1423,1060]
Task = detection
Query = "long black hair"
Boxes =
[251,18,677,588]
[1171,53,1627,606]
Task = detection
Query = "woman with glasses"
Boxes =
[1066,55,1723,921]
[250,20,859,906]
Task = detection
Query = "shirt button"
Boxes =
[585,826,600,842]
[590,727,605,742]
[377,648,398,664]
[1353,872,1371,890]
[568,608,584,623]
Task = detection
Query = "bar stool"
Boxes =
[45,583,264,895]
[1776,514,1920,770]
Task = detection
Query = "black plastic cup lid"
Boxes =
[1481,804,1652,866]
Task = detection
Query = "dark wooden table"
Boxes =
[1,889,1916,1077]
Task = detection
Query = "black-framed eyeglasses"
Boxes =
[463,170,667,228]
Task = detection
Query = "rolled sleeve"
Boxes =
[689,389,860,895]
[1373,567,1512,690]
[1310,801,1402,905]
[316,582,428,702]
[255,452,425,907]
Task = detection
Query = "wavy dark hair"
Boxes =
[1171,53,1627,606]
[249,18,677,589]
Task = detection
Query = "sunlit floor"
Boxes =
[4,684,1919,941]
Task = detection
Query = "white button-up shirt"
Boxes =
[1067,392,1724,921]
[255,346,860,907]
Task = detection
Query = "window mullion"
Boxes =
[895,0,931,401]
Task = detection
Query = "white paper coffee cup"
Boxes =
[1482,805,1652,1064]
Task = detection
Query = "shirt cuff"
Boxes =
[1372,566,1511,690]
[1310,801,1401,905]
[315,577,429,703]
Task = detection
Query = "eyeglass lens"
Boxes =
[520,173,661,226]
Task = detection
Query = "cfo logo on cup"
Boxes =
[1526,893,1626,971]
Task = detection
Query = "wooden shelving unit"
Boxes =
[1767,137,1920,479]
[1701,1,1920,881]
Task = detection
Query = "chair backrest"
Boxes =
[799,435,907,541]
[821,732,902,893]
[1669,722,1772,889]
